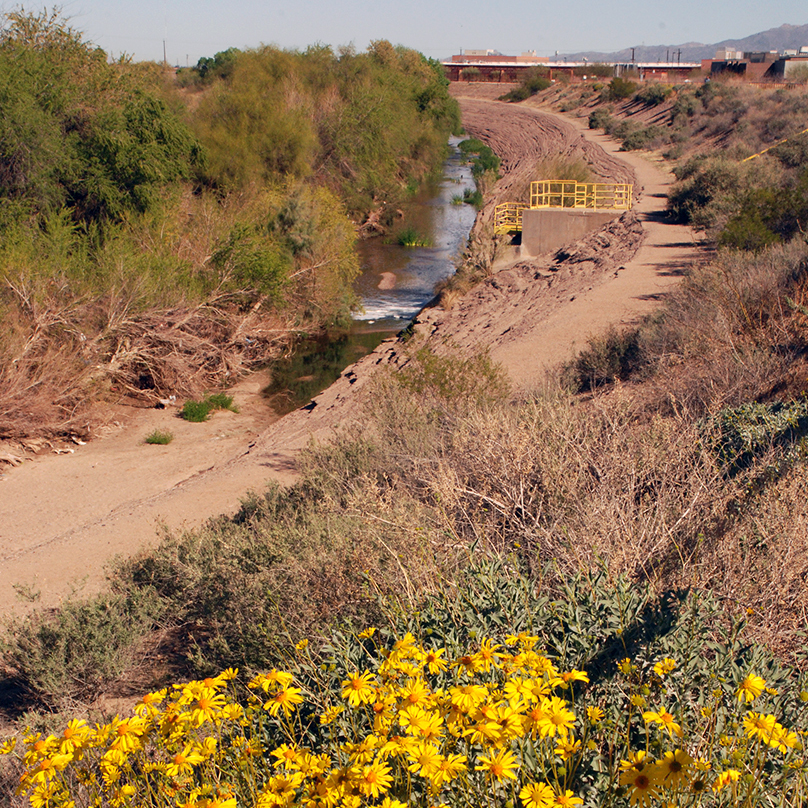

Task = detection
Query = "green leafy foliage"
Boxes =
[144,429,173,445]
[180,393,239,422]
[499,67,552,102]
[607,77,637,100]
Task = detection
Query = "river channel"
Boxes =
[263,138,478,413]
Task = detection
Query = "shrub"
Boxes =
[563,326,644,391]
[144,429,173,445]
[588,108,613,130]
[500,67,552,102]
[635,83,673,106]
[180,393,239,422]
[607,77,637,100]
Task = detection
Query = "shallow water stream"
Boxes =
[263,138,477,413]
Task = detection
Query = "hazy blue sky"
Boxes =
[51,0,808,65]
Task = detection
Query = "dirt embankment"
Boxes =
[0,91,700,616]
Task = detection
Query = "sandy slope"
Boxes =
[0,91,700,617]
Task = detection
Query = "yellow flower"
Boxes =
[619,764,662,806]
[653,658,677,677]
[407,741,442,777]
[657,749,693,788]
[399,706,443,740]
[250,669,295,692]
[341,672,376,707]
[552,669,590,689]
[737,674,766,703]
[449,683,488,712]
[520,782,555,808]
[769,722,800,753]
[473,639,502,671]
[642,707,682,738]
[554,735,581,761]
[617,658,634,675]
[165,744,206,777]
[423,647,448,674]
[264,687,304,717]
[743,712,777,743]
[320,705,345,725]
[712,769,741,792]
[0,737,16,755]
[191,688,227,726]
[554,789,584,807]
[358,627,377,639]
[619,750,649,772]
[428,752,467,788]
[586,706,604,724]
[537,696,576,739]
[475,748,519,782]
[357,760,392,798]
[295,638,309,651]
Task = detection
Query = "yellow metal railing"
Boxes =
[529,180,633,211]
[494,202,527,234]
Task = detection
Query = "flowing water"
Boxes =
[263,138,477,414]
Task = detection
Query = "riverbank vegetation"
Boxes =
[0,10,459,442]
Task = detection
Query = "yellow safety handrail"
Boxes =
[494,202,527,234]
[530,180,633,210]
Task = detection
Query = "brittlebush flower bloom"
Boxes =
[342,672,376,707]
[475,748,519,782]
[712,769,741,792]
[743,712,777,743]
[658,749,693,788]
[586,706,604,724]
[520,781,556,808]
[264,686,304,717]
[554,789,584,807]
[737,673,766,703]
[619,764,662,806]
[653,658,677,677]
[358,760,393,798]
[537,696,576,739]
[165,744,205,777]
[643,707,682,738]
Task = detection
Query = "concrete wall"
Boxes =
[521,208,620,256]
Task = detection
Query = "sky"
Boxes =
[42,0,808,65]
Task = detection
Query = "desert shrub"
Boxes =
[462,188,483,207]
[607,77,637,100]
[4,559,808,808]
[0,589,163,707]
[635,83,673,106]
[499,67,551,102]
[563,326,644,391]
[588,108,613,130]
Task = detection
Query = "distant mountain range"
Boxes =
[557,23,808,63]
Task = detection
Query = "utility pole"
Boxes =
[631,47,635,63]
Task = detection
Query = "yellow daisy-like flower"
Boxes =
[537,696,576,739]
[476,748,519,782]
[165,744,206,777]
[737,673,766,703]
[653,658,677,677]
[619,764,662,806]
[264,686,304,717]
[712,769,741,792]
[423,647,448,674]
[358,627,377,640]
[657,749,693,788]
[341,672,377,707]
[554,735,581,761]
[586,706,604,724]
[320,705,345,725]
[642,706,682,738]
[519,781,556,808]
[554,789,584,807]
[768,722,800,753]
[407,741,442,778]
[358,760,393,798]
[428,752,468,788]
[743,712,777,743]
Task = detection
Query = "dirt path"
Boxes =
[0,91,700,617]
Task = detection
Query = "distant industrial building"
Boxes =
[444,46,808,83]
[702,47,808,80]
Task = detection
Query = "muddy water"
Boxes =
[263,138,477,412]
